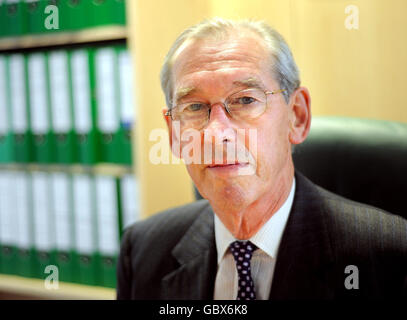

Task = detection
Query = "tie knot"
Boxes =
[229,241,257,261]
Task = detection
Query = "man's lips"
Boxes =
[206,163,248,168]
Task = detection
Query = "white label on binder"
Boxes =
[0,173,8,243]
[10,54,27,133]
[73,174,95,254]
[71,50,92,134]
[118,50,135,124]
[120,174,140,229]
[32,172,54,251]
[0,56,8,134]
[49,51,71,133]
[52,172,72,251]
[0,172,17,246]
[28,54,49,134]
[96,176,119,255]
[96,48,118,132]
[14,171,31,249]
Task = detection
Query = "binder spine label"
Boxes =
[95,48,119,133]
[120,174,139,229]
[118,50,135,126]
[73,174,95,254]
[49,51,71,134]
[52,172,72,251]
[28,54,49,134]
[0,172,17,246]
[0,56,9,134]
[72,50,92,134]
[32,172,54,251]
[14,171,32,250]
[96,176,119,256]
[10,54,27,134]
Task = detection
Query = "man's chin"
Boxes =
[202,183,253,208]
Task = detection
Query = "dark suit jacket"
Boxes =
[116,172,407,300]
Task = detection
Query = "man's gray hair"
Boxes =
[160,17,301,107]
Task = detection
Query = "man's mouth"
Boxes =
[207,163,248,168]
[204,161,256,176]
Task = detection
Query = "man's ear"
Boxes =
[163,108,173,148]
[163,108,181,158]
[288,86,311,145]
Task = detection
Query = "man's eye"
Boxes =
[186,103,204,111]
[232,96,256,105]
[241,96,256,104]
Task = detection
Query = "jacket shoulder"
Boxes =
[121,199,211,251]
[116,199,212,299]
[303,175,407,258]
[295,172,406,254]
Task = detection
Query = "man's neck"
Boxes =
[211,167,295,240]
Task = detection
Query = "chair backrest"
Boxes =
[293,116,407,219]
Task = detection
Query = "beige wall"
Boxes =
[127,0,407,217]
[291,0,407,122]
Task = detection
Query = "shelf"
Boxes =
[0,274,115,300]
[0,25,127,51]
[0,163,133,176]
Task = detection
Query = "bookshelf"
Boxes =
[0,274,115,300]
[0,25,127,51]
[0,1,135,300]
[0,163,133,176]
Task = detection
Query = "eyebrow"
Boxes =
[233,77,265,90]
[173,87,196,105]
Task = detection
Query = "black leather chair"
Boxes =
[293,116,407,219]
[195,117,407,220]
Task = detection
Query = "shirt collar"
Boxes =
[214,178,296,264]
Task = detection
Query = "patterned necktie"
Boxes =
[229,240,258,300]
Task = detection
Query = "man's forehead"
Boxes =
[171,30,269,73]
[170,34,271,103]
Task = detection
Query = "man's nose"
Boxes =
[205,103,231,130]
[204,103,236,145]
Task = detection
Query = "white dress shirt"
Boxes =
[213,178,296,300]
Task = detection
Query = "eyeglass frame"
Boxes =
[164,87,286,125]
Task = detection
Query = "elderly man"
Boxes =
[117,18,407,300]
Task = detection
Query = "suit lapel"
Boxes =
[160,204,218,299]
[269,172,336,299]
